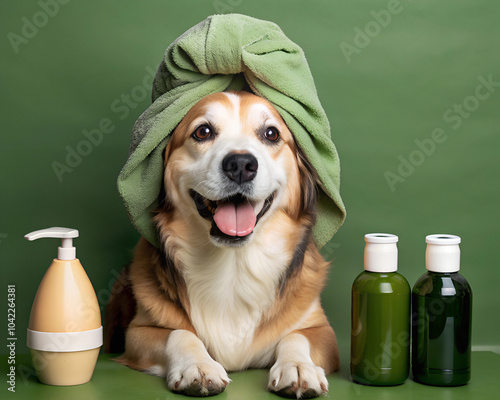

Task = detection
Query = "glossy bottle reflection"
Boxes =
[351,234,410,386]
[412,272,472,386]
[352,272,410,385]
[411,234,472,387]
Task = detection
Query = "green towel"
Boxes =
[117,13,346,249]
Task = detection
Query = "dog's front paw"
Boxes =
[268,361,328,399]
[167,360,230,397]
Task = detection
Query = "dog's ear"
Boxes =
[296,146,318,225]
[163,136,175,168]
[155,146,174,216]
[278,147,318,294]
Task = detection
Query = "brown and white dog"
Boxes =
[105,91,339,398]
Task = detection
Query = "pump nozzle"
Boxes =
[25,227,79,260]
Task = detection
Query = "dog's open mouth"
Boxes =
[189,190,275,241]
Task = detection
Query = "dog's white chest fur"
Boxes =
[179,237,289,371]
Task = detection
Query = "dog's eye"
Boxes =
[192,125,213,141]
[264,127,280,142]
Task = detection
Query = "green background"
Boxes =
[1,0,499,376]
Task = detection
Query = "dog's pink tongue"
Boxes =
[213,201,256,237]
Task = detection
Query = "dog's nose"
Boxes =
[222,152,258,184]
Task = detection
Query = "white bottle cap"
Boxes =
[25,227,79,260]
[425,234,461,273]
[364,233,398,273]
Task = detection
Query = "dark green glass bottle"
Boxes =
[351,234,410,386]
[412,234,472,386]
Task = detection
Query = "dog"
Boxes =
[105,90,339,398]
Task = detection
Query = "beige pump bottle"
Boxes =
[25,227,102,386]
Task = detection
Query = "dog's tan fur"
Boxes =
[105,91,338,398]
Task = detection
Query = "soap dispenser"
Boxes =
[25,227,102,386]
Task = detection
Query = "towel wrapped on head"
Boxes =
[117,13,346,249]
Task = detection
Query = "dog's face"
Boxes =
[162,91,314,247]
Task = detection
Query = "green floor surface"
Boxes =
[3,352,499,399]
